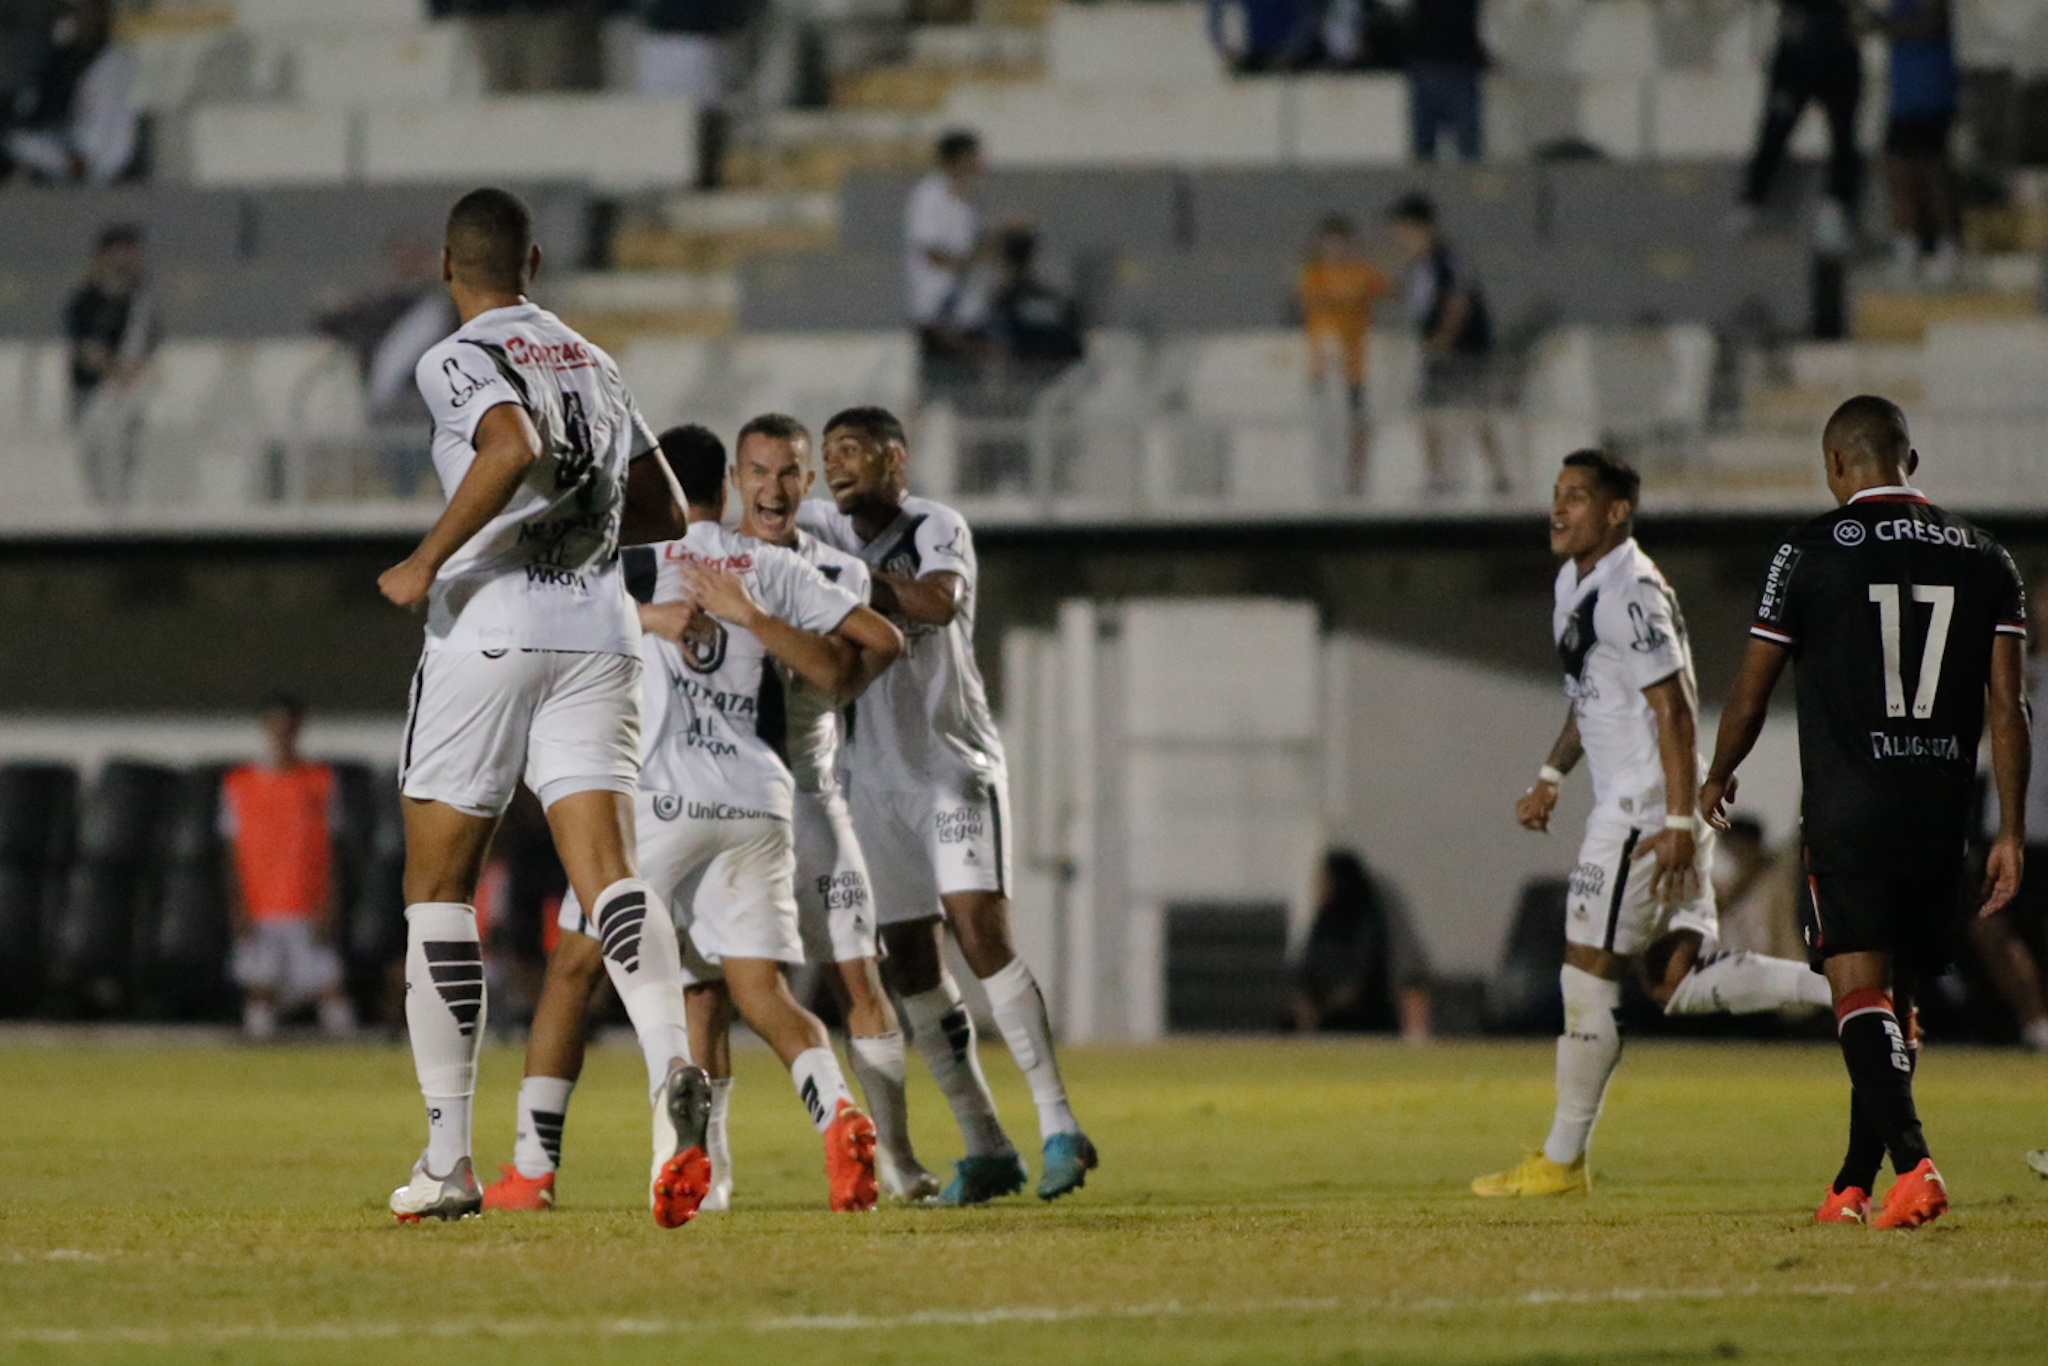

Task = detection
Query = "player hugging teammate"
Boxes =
[378,187,1096,1223]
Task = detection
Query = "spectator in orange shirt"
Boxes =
[221,695,354,1039]
[1298,214,1390,495]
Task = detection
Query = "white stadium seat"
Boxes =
[1047,2,1224,88]
[190,104,351,185]
[1578,78,1648,161]
[1293,76,1409,167]
[1650,70,1765,159]
[946,83,1286,167]
[362,97,697,189]
[266,26,485,109]
[233,0,425,30]
[1568,0,1659,80]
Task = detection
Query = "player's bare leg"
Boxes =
[713,958,877,1211]
[825,956,935,1199]
[483,932,602,1211]
[945,889,1096,1200]
[683,983,738,1209]
[883,918,1023,1203]
[1825,951,1945,1229]
[544,790,709,1228]
[389,798,499,1221]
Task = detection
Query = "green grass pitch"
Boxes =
[3,1035,2047,1365]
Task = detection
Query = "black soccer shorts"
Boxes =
[1799,854,1965,973]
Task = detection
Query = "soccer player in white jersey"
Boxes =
[479,424,904,1214]
[377,188,709,1225]
[800,406,1097,1204]
[1472,450,1832,1197]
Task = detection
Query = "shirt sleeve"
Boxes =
[1993,544,2029,639]
[1615,577,1688,691]
[1751,540,1804,646]
[415,339,524,448]
[763,547,861,636]
[913,506,974,582]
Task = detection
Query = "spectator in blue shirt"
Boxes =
[1874,0,1958,284]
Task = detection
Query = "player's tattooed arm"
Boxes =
[379,403,542,609]
[830,605,905,703]
[1636,674,1699,904]
[1699,637,1791,830]
[1982,633,2031,916]
[870,570,964,627]
[620,447,689,545]
[1517,709,1580,833]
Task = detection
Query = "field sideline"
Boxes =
[4,1035,2047,1365]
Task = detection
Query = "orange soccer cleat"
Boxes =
[823,1100,879,1213]
[1814,1185,1870,1224]
[650,1062,714,1229]
[481,1164,555,1212]
[1872,1159,1949,1230]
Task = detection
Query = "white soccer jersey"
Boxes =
[798,496,1006,792]
[624,521,862,814]
[1553,538,1698,820]
[781,530,871,795]
[414,302,654,656]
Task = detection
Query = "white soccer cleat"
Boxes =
[877,1148,942,1204]
[2027,1149,2048,1181]
[389,1153,482,1223]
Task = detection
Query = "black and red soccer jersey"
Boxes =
[1752,485,2027,874]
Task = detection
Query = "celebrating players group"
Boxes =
[377,187,2027,1232]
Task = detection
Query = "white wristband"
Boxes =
[1536,766,1566,787]
[1665,814,1698,832]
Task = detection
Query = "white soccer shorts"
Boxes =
[1565,814,1719,957]
[232,918,342,1000]
[400,649,641,818]
[850,766,1012,928]
[557,791,802,976]
[794,788,878,965]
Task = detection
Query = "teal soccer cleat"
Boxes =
[937,1152,1028,1206]
[1037,1132,1099,1201]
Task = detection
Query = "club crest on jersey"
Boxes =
[1834,520,1867,546]
[681,614,728,674]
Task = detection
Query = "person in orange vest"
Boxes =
[1298,214,1390,496]
[221,695,355,1039]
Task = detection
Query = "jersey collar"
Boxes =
[1847,485,1928,505]
[1570,536,1638,592]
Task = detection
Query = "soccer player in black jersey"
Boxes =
[1700,395,2032,1229]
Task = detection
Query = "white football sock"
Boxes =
[979,958,1080,1139]
[513,1076,574,1179]
[847,1031,916,1167]
[706,1078,734,1207]
[1663,950,1833,1015]
[587,878,695,1098]
[404,902,486,1174]
[243,999,277,1040]
[902,978,1013,1157]
[1543,965,1622,1167]
[791,1046,856,1134]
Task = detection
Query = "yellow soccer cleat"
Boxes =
[1470,1151,1590,1197]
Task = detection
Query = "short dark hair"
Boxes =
[95,222,142,251]
[445,187,534,292]
[260,692,305,724]
[1389,193,1437,227]
[823,406,907,450]
[936,129,981,166]
[736,412,810,449]
[1562,448,1641,507]
[1823,394,1911,467]
[998,227,1036,270]
[659,424,726,507]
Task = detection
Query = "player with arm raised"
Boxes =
[1700,396,2031,1229]
[801,406,1097,1205]
[1473,450,1832,1199]
[480,425,903,1215]
[379,188,706,1225]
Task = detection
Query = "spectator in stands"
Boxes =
[1290,848,1432,1041]
[1207,0,1315,73]
[987,228,1083,381]
[431,0,601,93]
[1297,213,1390,495]
[635,0,748,189]
[1405,0,1485,163]
[222,695,355,1041]
[1390,193,1508,497]
[0,0,137,185]
[65,222,156,505]
[1874,0,1959,285]
[1734,0,1861,247]
[1970,593,2048,1052]
[906,129,992,389]
[314,236,455,498]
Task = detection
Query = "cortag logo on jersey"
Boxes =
[1834,521,1866,546]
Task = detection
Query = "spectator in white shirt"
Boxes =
[905,129,990,378]
[2,0,137,186]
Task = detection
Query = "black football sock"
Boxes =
[1832,1088,1885,1195]
[1835,988,1931,1176]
